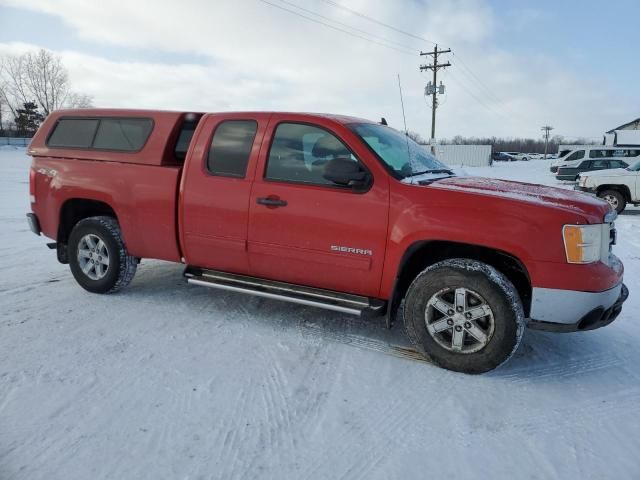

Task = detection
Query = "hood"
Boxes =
[580,168,629,178]
[428,176,610,223]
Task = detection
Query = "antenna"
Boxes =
[397,74,408,134]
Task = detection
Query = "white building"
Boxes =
[604,118,640,146]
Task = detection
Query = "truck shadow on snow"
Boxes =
[125,261,626,381]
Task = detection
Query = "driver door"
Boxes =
[247,117,389,297]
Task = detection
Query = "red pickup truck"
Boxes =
[26,109,627,373]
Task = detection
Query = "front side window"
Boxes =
[610,160,628,168]
[349,123,449,180]
[207,120,258,178]
[566,150,585,162]
[92,118,153,151]
[265,123,360,186]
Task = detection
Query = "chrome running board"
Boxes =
[185,267,385,317]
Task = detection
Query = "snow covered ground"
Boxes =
[1,148,639,479]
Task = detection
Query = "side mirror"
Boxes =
[323,157,371,191]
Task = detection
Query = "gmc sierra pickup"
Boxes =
[26,109,628,373]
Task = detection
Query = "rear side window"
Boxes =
[92,118,153,151]
[590,160,608,169]
[47,117,153,151]
[207,120,258,178]
[47,119,99,148]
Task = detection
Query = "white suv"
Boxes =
[575,158,640,212]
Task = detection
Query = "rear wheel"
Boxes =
[403,259,525,374]
[598,189,626,213]
[68,216,137,293]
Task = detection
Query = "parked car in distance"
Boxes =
[492,152,513,162]
[556,158,630,182]
[26,109,627,374]
[504,152,530,161]
[576,158,640,212]
[551,146,640,173]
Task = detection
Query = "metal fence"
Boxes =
[0,137,30,146]
[432,144,492,167]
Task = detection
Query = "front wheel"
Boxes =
[598,189,626,213]
[403,259,525,374]
[68,216,137,293]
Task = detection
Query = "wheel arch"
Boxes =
[596,184,631,201]
[57,198,118,263]
[386,240,532,326]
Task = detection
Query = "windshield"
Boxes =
[349,123,450,180]
[627,158,640,171]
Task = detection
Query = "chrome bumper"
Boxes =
[528,283,628,332]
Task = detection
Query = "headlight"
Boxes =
[563,224,602,264]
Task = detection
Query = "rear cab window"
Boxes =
[47,117,153,152]
[206,120,258,178]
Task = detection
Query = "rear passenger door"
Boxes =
[247,117,389,297]
[180,113,270,273]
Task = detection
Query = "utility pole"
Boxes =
[541,125,554,159]
[420,44,451,144]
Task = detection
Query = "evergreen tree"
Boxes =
[14,101,44,137]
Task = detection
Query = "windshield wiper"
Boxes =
[406,168,454,177]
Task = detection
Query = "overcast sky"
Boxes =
[0,0,638,140]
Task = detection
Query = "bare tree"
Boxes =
[0,54,30,119]
[66,92,94,109]
[405,130,425,144]
[23,49,70,115]
[0,49,93,121]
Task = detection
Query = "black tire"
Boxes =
[68,216,137,294]
[522,157,528,161]
[598,189,626,214]
[403,259,525,374]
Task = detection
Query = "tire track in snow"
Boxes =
[211,373,260,480]
[238,341,342,479]
[495,351,626,383]
[297,321,429,366]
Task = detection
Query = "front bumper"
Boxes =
[556,174,577,182]
[528,283,628,332]
[574,185,597,195]
[26,213,41,236]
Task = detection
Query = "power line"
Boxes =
[276,0,419,53]
[316,0,518,123]
[317,0,438,46]
[256,0,415,56]
[451,52,503,105]
[445,70,513,121]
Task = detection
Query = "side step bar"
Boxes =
[185,267,385,317]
